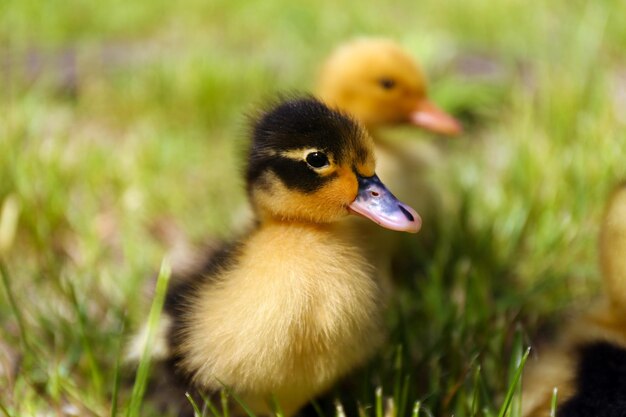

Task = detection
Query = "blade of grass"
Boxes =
[0,260,29,353]
[375,387,383,417]
[67,279,103,395]
[200,392,222,417]
[478,359,495,417]
[508,327,524,417]
[470,366,481,417]
[393,345,403,408]
[110,320,126,417]
[126,259,171,417]
[335,401,346,417]
[497,347,531,417]
[398,375,410,417]
[0,400,12,417]
[218,384,256,417]
[186,392,203,417]
[411,401,420,417]
[311,399,327,417]
[0,195,19,256]
[270,394,285,417]
[220,390,230,417]
[550,388,558,417]
[53,383,102,417]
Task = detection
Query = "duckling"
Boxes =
[317,38,461,135]
[317,38,461,289]
[131,97,421,416]
[522,182,626,417]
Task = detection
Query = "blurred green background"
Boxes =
[1,0,626,416]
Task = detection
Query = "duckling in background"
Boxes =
[522,183,626,417]
[131,97,420,416]
[317,38,461,288]
[317,38,461,136]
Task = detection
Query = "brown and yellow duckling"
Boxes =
[131,97,420,416]
[522,183,626,417]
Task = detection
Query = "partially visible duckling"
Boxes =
[317,38,461,288]
[318,39,461,198]
[131,97,420,416]
[522,182,626,417]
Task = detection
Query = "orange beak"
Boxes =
[409,99,462,136]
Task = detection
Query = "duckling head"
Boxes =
[247,97,421,233]
[317,38,461,135]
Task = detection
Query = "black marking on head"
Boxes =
[557,341,626,417]
[270,158,337,193]
[246,96,369,194]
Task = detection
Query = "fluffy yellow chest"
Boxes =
[178,223,384,406]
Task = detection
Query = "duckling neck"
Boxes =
[259,216,341,233]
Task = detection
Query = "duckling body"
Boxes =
[167,222,383,415]
[131,97,420,416]
[522,183,626,417]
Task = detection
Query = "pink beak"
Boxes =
[409,99,462,136]
[348,174,421,234]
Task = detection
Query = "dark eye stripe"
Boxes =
[271,158,337,193]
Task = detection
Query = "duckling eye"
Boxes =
[305,152,330,169]
[379,78,396,90]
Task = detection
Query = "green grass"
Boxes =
[1,0,626,415]
[126,259,170,417]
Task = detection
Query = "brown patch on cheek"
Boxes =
[253,170,358,223]
[288,168,358,223]
[320,167,358,209]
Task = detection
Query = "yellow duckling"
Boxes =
[130,97,420,416]
[522,182,626,417]
[317,38,461,136]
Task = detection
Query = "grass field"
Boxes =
[1,0,626,416]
